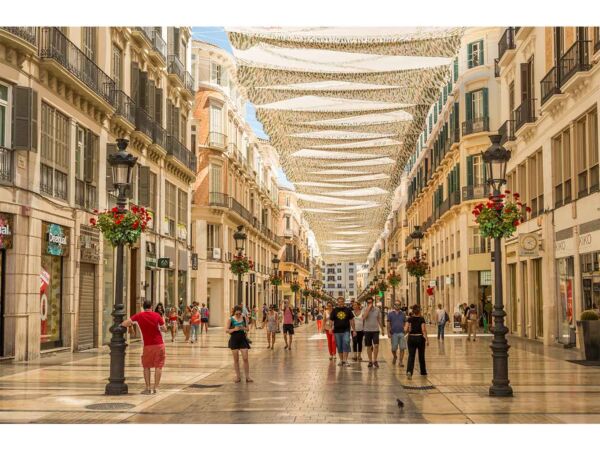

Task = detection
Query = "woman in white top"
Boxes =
[352,301,365,361]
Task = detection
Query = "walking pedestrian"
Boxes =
[324,301,336,360]
[467,303,478,341]
[190,306,201,343]
[435,303,447,340]
[362,297,382,368]
[154,302,165,319]
[261,303,268,329]
[266,305,278,349]
[316,308,324,333]
[405,304,428,379]
[200,303,210,334]
[226,305,252,383]
[121,299,166,394]
[387,302,407,367]
[282,300,295,350]
[351,301,364,362]
[167,306,179,342]
[182,305,192,343]
[330,296,355,367]
[483,299,492,333]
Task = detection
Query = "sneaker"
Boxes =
[338,361,344,367]
[374,361,379,369]
[368,362,373,368]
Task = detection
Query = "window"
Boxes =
[337,276,342,281]
[40,103,70,200]
[210,63,223,86]
[468,40,484,68]
[349,283,354,288]
[285,215,291,230]
[575,108,599,198]
[210,164,222,194]
[471,228,491,254]
[337,268,342,273]
[207,224,222,255]
[209,105,222,133]
[82,27,97,61]
[472,154,484,185]
[528,150,544,217]
[74,125,98,210]
[165,181,176,236]
[0,83,9,147]
[349,268,354,273]
[112,45,122,89]
[552,127,572,207]
[285,195,290,207]
[178,189,188,227]
[349,275,354,281]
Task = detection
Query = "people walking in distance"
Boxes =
[281,300,295,349]
[121,299,166,395]
[261,303,268,329]
[324,301,337,360]
[226,305,252,383]
[266,305,279,349]
[467,303,478,341]
[250,307,258,330]
[199,303,209,334]
[388,302,407,367]
[190,306,201,343]
[316,308,324,333]
[181,305,192,343]
[154,302,165,320]
[435,303,447,340]
[405,304,428,379]
[351,301,364,362]
[330,297,355,366]
[167,306,179,343]
[362,297,382,368]
[241,303,249,323]
[483,299,493,333]
[460,302,468,332]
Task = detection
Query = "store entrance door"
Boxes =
[77,263,96,350]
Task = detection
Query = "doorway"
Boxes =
[77,263,96,350]
[532,258,544,338]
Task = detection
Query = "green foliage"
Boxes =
[91,204,150,247]
[472,191,530,239]
[230,255,253,275]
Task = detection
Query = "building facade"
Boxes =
[322,262,359,300]
[190,40,283,326]
[0,27,195,361]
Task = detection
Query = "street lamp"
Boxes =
[272,256,280,307]
[233,225,247,307]
[304,276,310,324]
[410,225,424,307]
[379,267,386,333]
[389,253,399,309]
[105,138,137,396]
[292,269,299,308]
[483,134,513,398]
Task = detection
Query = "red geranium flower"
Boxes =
[133,221,139,229]
[505,190,511,194]
[112,207,118,213]
[89,218,97,225]
[526,206,532,213]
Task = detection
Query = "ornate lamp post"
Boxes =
[233,225,247,307]
[105,138,137,396]
[272,256,280,307]
[389,253,399,308]
[483,134,513,398]
[410,226,424,307]
[304,277,311,324]
[292,269,299,308]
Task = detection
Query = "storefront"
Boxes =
[163,245,176,309]
[40,222,68,350]
[0,213,13,356]
[144,241,157,305]
[178,248,188,307]
[578,219,600,312]
[77,226,100,351]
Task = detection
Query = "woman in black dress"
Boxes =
[226,305,252,383]
[404,304,428,379]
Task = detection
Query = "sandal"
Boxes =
[246,378,254,383]
[141,389,152,395]
[234,378,241,383]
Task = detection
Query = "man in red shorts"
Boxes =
[121,299,166,394]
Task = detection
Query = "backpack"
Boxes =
[444,311,450,323]
[469,309,478,321]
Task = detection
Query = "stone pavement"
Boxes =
[1,321,600,424]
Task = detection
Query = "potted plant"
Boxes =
[407,257,428,278]
[472,191,530,239]
[576,310,600,361]
[290,281,301,293]
[270,274,282,286]
[387,272,401,287]
[229,254,253,275]
[91,204,150,247]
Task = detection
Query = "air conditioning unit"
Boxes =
[212,248,221,259]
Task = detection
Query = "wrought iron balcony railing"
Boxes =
[498,27,516,61]
[1,27,38,46]
[559,39,591,86]
[541,66,560,105]
[166,134,196,172]
[39,27,116,106]
[0,146,13,183]
[462,116,490,136]
[152,121,167,150]
[134,106,153,139]
[151,29,166,61]
[207,131,226,149]
[498,120,516,145]
[462,184,489,201]
[113,90,136,124]
[514,98,537,132]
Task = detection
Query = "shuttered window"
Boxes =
[12,86,38,151]
[467,40,484,68]
[178,189,188,226]
[0,83,8,147]
[575,108,599,198]
[111,45,122,90]
[74,125,98,210]
[552,127,572,207]
[82,27,97,62]
[40,102,69,200]
[165,181,176,236]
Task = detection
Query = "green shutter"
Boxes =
[467,43,473,68]
[456,163,460,190]
[482,88,489,118]
[467,155,474,186]
[465,92,473,121]
[454,57,459,82]
[106,143,117,191]
[479,39,485,65]
[483,159,488,185]
[12,86,38,151]
[139,166,150,206]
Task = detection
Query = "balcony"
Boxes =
[75,180,97,211]
[152,122,167,150]
[450,190,461,207]
[113,90,136,125]
[166,134,196,172]
[498,27,516,62]
[1,27,38,47]
[167,54,195,95]
[206,132,227,150]
[227,142,239,160]
[462,184,489,201]
[134,27,154,47]
[0,146,13,184]
[469,246,490,255]
[184,71,195,94]
[558,40,591,87]
[134,106,153,140]
[462,117,489,136]
[150,29,166,63]
[514,98,536,133]
[209,191,230,208]
[540,66,561,106]
[498,120,516,145]
[39,28,116,107]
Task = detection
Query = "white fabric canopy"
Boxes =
[226,27,462,262]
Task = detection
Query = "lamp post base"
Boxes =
[489,384,513,397]
[105,382,129,396]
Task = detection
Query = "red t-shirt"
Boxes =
[190,311,201,325]
[130,311,165,346]
[283,307,294,325]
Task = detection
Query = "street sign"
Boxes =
[157,258,171,269]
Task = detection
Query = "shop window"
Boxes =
[575,108,599,198]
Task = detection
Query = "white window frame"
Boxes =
[0,82,11,147]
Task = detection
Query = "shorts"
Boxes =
[283,324,295,335]
[201,318,208,323]
[334,331,351,353]
[391,332,407,351]
[363,331,380,347]
[141,344,166,369]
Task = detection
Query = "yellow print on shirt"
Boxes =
[336,310,347,320]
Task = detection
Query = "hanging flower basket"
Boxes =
[230,254,253,275]
[407,258,429,278]
[302,288,311,297]
[472,191,530,239]
[290,281,301,292]
[387,272,401,287]
[378,281,388,292]
[90,205,150,247]
[270,274,282,286]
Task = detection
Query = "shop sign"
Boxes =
[519,233,539,257]
[578,230,600,254]
[191,253,198,270]
[157,257,172,269]
[0,213,13,249]
[555,239,574,258]
[145,241,157,268]
[46,223,68,256]
[80,226,100,264]
[145,257,157,267]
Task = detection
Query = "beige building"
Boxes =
[189,40,283,326]
[0,27,195,361]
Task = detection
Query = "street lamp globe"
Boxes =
[292,269,299,283]
[410,225,424,250]
[233,225,247,254]
[389,253,398,270]
[272,256,280,272]
[379,267,386,279]
[108,138,137,197]
[482,134,511,194]
[304,277,310,289]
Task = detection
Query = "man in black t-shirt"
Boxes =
[330,296,356,367]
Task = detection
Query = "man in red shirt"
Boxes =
[121,299,166,394]
[282,300,295,350]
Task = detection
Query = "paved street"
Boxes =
[1,322,599,424]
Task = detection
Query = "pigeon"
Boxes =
[396,398,404,408]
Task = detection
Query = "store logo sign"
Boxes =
[47,223,67,256]
[0,214,13,249]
